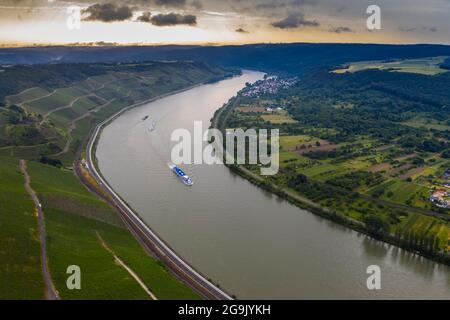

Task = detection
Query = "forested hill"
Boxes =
[442,56,450,70]
[2,43,450,74]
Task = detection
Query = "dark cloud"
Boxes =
[291,0,319,6]
[255,2,287,10]
[330,26,353,33]
[82,3,134,22]
[235,27,249,33]
[272,13,319,29]
[137,11,152,22]
[255,0,317,11]
[154,0,187,7]
[336,6,346,13]
[150,12,197,26]
[401,26,439,32]
[399,27,417,32]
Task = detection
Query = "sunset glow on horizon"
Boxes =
[0,0,449,47]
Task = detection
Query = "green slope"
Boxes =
[27,160,200,300]
[0,157,44,299]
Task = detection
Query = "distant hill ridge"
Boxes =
[1,43,450,74]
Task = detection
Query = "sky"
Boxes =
[0,0,449,46]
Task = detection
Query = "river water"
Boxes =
[96,71,449,299]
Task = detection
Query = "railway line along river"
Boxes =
[96,70,450,299]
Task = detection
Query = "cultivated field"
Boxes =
[333,56,449,75]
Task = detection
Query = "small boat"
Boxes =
[142,115,149,121]
[168,163,194,186]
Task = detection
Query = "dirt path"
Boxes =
[50,97,118,157]
[96,232,157,300]
[18,90,58,110]
[0,143,47,150]
[37,76,123,127]
[39,93,95,126]
[19,160,60,300]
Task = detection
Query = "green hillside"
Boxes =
[0,157,44,299]
[0,60,232,299]
[0,61,233,165]
[27,161,200,300]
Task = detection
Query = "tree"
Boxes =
[288,173,308,187]
[39,156,62,168]
[442,150,450,159]
[363,215,389,235]
[412,157,425,165]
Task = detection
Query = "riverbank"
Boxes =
[79,80,235,300]
[212,96,450,267]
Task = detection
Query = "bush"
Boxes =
[6,125,45,146]
[363,215,389,235]
[442,150,450,159]
[39,156,62,168]
[412,157,425,165]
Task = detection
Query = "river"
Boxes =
[96,70,449,299]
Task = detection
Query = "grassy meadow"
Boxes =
[332,56,449,75]
[0,157,44,299]
[26,160,200,300]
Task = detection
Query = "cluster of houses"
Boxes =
[429,169,450,209]
[430,189,450,208]
[265,106,285,112]
[242,76,297,98]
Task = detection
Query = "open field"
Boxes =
[280,132,449,217]
[368,179,427,205]
[403,116,450,131]
[235,106,266,113]
[6,88,51,105]
[0,157,43,299]
[280,135,321,150]
[333,56,449,75]
[0,144,53,158]
[398,213,450,250]
[26,160,200,300]
[25,88,87,115]
[261,111,297,124]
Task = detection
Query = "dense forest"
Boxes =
[441,56,450,70]
[275,69,450,154]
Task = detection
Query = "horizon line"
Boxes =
[1,40,450,49]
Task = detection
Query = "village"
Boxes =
[242,76,298,98]
[430,169,450,209]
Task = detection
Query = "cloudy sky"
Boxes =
[0,0,449,46]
